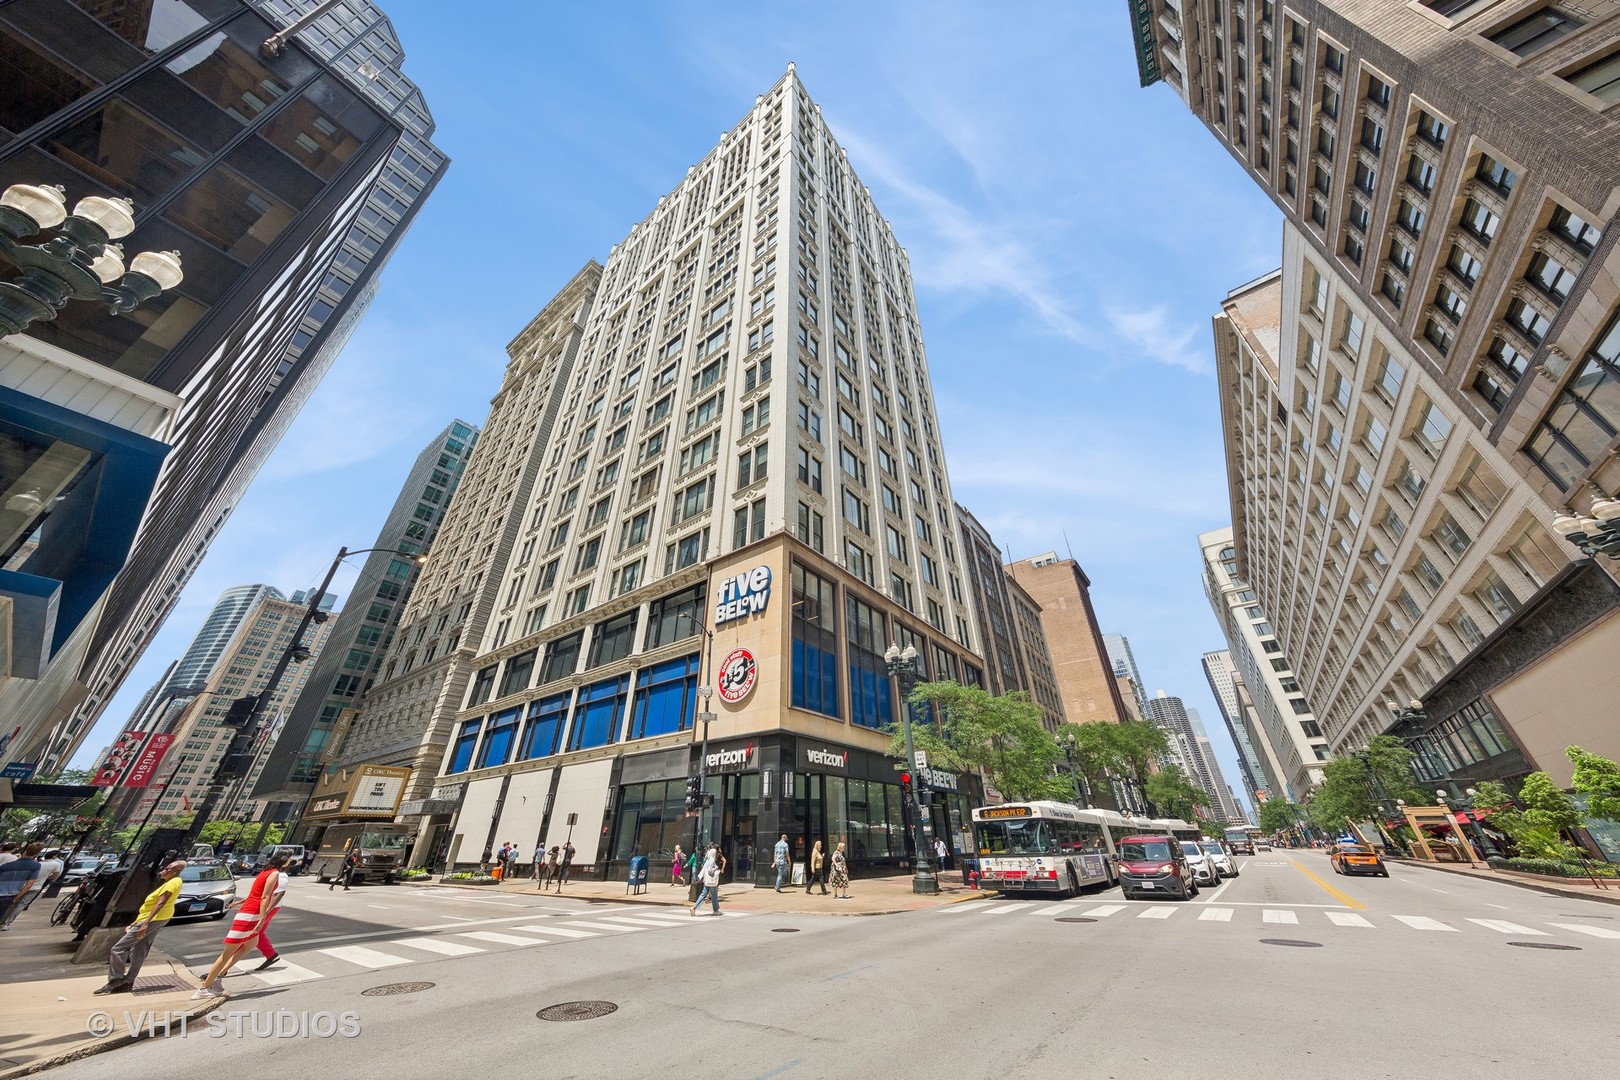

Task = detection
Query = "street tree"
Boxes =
[1258,798,1304,835]
[1568,745,1620,822]
[1304,737,1427,833]
[1474,773,1583,861]
[1144,764,1209,822]
[892,682,1070,802]
[0,769,100,844]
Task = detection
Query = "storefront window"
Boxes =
[568,674,628,751]
[628,654,699,740]
[881,781,906,857]
[613,780,692,862]
[475,707,519,769]
[519,692,569,760]
[792,562,839,717]
[446,718,481,773]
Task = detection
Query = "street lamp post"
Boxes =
[1058,734,1090,808]
[883,643,938,895]
[1551,497,1620,560]
[677,612,716,902]
[184,545,425,846]
[0,183,182,337]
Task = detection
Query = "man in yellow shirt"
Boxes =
[96,859,187,995]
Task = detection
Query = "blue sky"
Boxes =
[74,3,1283,813]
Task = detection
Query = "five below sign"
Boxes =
[715,564,772,626]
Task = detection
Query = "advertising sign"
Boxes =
[347,767,410,815]
[716,647,758,703]
[714,565,772,626]
[92,729,149,786]
[122,733,175,788]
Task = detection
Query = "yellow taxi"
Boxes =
[1329,842,1389,878]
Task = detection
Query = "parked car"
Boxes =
[1329,842,1389,877]
[59,855,116,888]
[173,862,237,920]
[1115,834,1199,901]
[1199,840,1240,879]
[1179,840,1220,887]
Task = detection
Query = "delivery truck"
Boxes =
[310,822,410,885]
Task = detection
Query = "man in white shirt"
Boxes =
[2,848,65,927]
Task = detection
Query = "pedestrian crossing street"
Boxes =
[238,909,750,989]
[934,899,1620,940]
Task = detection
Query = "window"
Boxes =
[628,654,700,740]
[1416,110,1450,149]
[447,719,482,773]
[797,448,823,493]
[674,476,714,522]
[1395,460,1427,503]
[1527,251,1576,302]
[736,444,768,488]
[741,398,771,435]
[1566,51,1620,103]
[841,486,870,533]
[795,501,824,552]
[1505,296,1552,343]
[1434,282,1466,322]
[540,632,583,684]
[1447,244,1482,285]
[1474,572,1520,622]
[1415,555,1446,592]
[467,664,498,708]
[1362,415,1388,455]
[644,584,704,649]
[1551,206,1601,253]
[1488,8,1583,56]
[1396,198,1426,239]
[664,529,708,573]
[1508,526,1565,588]
[792,562,840,717]
[1366,75,1392,108]
[1340,310,1366,355]
[1460,198,1499,244]
[573,536,602,574]
[1380,272,1406,307]
[589,610,637,667]
[1475,154,1516,195]
[1526,313,1620,489]
[564,584,591,617]
[1423,317,1454,355]
[1360,116,1385,155]
[845,595,893,731]
[732,498,765,547]
[1382,505,1407,541]
[1435,512,1473,558]
[1389,236,1416,274]
[1343,233,1365,265]
[620,510,651,551]
[567,674,629,752]
[796,401,823,442]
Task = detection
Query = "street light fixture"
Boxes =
[677,611,716,902]
[883,642,938,895]
[1551,497,1620,560]
[0,183,182,337]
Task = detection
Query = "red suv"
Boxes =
[1115,834,1198,901]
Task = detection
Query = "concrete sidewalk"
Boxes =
[0,903,212,1080]
[425,867,995,915]
[1393,857,1620,906]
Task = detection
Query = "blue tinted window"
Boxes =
[447,717,481,773]
[630,655,699,740]
[519,693,570,760]
[569,675,628,751]
[475,707,519,769]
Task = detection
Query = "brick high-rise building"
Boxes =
[1130,0,1620,788]
[1006,553,1131,726]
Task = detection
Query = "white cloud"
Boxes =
[1103,303,1213,375]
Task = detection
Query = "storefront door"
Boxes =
[791,774,829,881]
[716,772,760,884]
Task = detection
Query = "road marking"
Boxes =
[1137,907,1177,919]
[1197,881,1233,904]
[594,916,694,929]
[365,904,392,910]
[977,903,1022,916]
[1198,907,1233,922]
[1291,863,1367,910]
[1467,919,1546,935]
[253,961,323,986]
[1391,915,1457,932]
[936,901,988,914]
[1325,912,1374,928]
[512,924,598,939]
[385,937,484,956]
[1079,904,1127,918]
[1262,909,1298,924]
[319,945,413,968]
[459,930,548,946]
[1549,922,1620,939]
[556,920,641,932]
[624,911,700,921]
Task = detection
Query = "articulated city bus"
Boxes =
[971,802,1180,897]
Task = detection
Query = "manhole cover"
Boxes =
[361,982,436,996]
[770,928,801,933]
[1055,917,1098,923]
[1507,941,1581,951]
[538,1000,619,1022]
[1260,939,1322,948]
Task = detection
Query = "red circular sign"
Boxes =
[716,648,758,703]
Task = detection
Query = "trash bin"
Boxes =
[627,855,649,894]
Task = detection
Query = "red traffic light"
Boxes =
[900,772,911,785]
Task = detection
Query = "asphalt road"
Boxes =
[48,851,1619,1079]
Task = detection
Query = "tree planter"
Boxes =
[440,876,500,886]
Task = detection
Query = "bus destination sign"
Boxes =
[981,806,1032,819]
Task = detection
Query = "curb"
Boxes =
[0,957,212,1080]
[1395,858,1620,907]
[417,879,999,915]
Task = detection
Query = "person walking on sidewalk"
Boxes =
[533,843,545,882]
[4,847,64,927]
[690,844,722,916]
[805,840,828,895]
[671,844,686,887]
[0,844,44,931]
[540,846,560,891]
[772,834,791,892]
[831,841,851,900]
[192,852,292,998]
[95,859,186,994]
[329,847,359,891]
[934,836,949,873]
[557,841,575,888]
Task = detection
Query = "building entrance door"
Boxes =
[791,773,828,885]
[716,772,760,884]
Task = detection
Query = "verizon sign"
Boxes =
[705,743,758,772]
[799,745,849,772]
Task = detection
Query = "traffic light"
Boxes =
[900,772,912,801]
[917,789,936,807]
[221,695,258,727]
[684,776,703,812]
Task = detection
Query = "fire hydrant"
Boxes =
[968,869,981,890]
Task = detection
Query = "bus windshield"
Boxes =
[1223,828,1249,844]
[361,832,407,850]
[975,820,1054,855]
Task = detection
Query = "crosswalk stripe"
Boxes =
[385,937,484,956]
[318,945,413,968]
[1198,908,1233,922]
[457,930,545,946]
[253,961,323,986]
[1325,912,1373,928]
[1080,904,1127,918]
[1391,915,1457,932]
[594,916,692,929]
[1549,922,1620,939]
[558,920,641,932]
[936,901,987,914]
[1262,909,1298,924]
[1138,907,1176,920]
[621,912,696,923]
[511,924,599,939]
[977,903,1022,916]
[1467,919,1547,935]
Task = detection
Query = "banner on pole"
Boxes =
[92,730,150,786]
[123,733,176,788]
